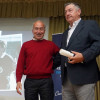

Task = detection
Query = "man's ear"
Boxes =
[78,9,81,16]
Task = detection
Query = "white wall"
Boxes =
[0,17,49,40]
[0,17,49,100]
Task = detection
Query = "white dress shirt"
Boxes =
[67,18,81,46]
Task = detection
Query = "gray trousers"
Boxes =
[62,78,95,100]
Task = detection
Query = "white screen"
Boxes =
[0,31,33,100]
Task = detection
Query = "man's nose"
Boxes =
[37,29,41,32]
[66,12,69,16]
[65,11,70,15]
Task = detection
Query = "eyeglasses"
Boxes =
[34,27,45,31]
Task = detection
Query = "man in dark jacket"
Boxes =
[54,2,100,100]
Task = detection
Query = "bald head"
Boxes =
[33,20,45,29]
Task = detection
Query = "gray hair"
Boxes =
[64,2,81,10]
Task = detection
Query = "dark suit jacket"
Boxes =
[54,20,100,85]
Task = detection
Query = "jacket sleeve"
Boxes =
[53,52,61,69]
[82,21,100,62]
[52,42,61,69]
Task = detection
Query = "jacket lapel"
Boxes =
[62,29,69,49]
[66,20,84,49]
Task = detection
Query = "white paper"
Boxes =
[59,49,74,58]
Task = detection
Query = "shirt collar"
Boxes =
[69,18,81,29]
[32,37,43,41]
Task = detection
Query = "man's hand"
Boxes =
[68,51,84,64]
[16,82,22,95]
